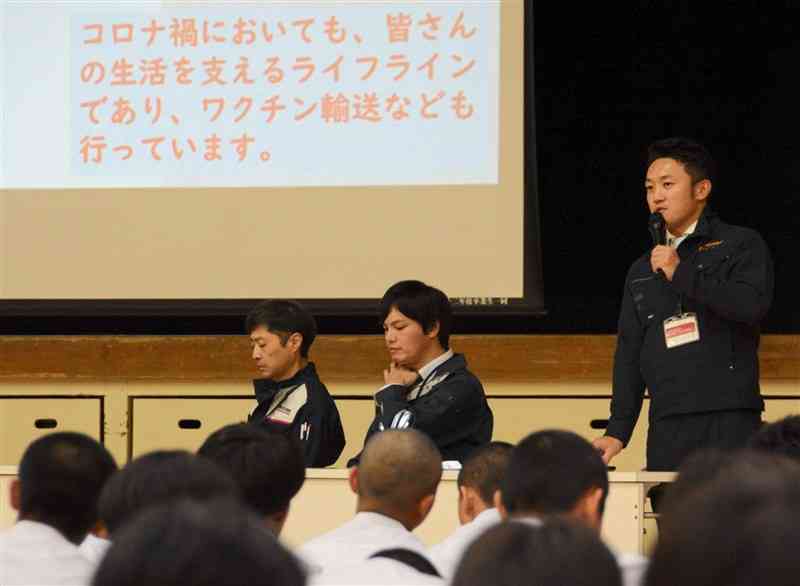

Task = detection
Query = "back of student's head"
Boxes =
[198,424,305,521]
[379,280,452,349]
[357,430,442,512]
[749,415,800,462]
[245,299,317,358]
[452,519,622,586]
[648,451,800,586]
[658,448,736,513]
[458,441,514,505]
[17,432,117,543]
[98,450,238,535]
[501,430,608,517]
[92,498,305,586]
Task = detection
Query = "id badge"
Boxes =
[663,313,700,348]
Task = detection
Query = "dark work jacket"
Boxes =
[348,353,493,466]
[249,363,345,468]
[606,208,774,446]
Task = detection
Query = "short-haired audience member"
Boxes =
[92,499,305,586]
[299,430,442,580]
[452,519,622,586]
[198,423,306,535]
[748,415,800,461]
[247,300,346,468]
[647,451,800,586]
[83,450,239,565]
[0,432,117,586]
[497,430,647,586]
[428,441,513,580]
[349,280,493,466]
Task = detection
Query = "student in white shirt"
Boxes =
[496,430,649,586]
[82,450,239,566]
[0,432,117,586]
[452,518,622,586]
[428,441,513,579]
[299,429,441,579]
[92,499,305,586]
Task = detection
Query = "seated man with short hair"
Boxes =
[92,499,306,586]
[198,423,306,535]
[299,430,442,582]
[0,432,118,586]
[350,280,493,466]
[428,441,513,580]
[247,300,345,468]
[452,518,622,586]
[82,449,239,565]
[496,430,648,586]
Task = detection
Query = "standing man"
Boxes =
[247,300,345,468]
[593,138,774,474]
[349,280,493,466]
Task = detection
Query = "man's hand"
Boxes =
[651,245,680,281]
[383,362,419,387]
[592,436,624,465]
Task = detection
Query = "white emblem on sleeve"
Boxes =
[390,409,414,429]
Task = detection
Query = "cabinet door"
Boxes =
[130,397,254,458]
[0,398,102,466]
[488,397,649,471]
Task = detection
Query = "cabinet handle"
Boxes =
[178,419,202,429]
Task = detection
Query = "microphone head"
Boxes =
[648,212,666,246]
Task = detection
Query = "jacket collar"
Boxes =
[253,362,316,402]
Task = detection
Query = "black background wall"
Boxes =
[4,2,798,335]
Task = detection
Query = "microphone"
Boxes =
[648,212,666,246]
[649,212,667,280]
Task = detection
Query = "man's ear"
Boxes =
[10,479,20,511]
[425,321,440,341]
[418,492,436,523]
[494,489,509,520]
[287,332,304,355]
[574,487,604,531]
[694,178,712,201]
[348,466,359,495]
[90,520,109,539]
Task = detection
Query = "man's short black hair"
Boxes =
[646,137,716,185]
[92,499,306,586]
[501,430,609,517]
[198,424,306,517]
[245,300,317,358]
[379,280,452,349]
[453,519,621,586]
[457,441,513,505]
[98,450,239,535]
[749,416,800,462]
[17,432,118,544]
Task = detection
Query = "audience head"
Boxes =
[452,518,622,586]
[98,450,238,536]
[456,441,513,524]
[13,432,117,544]
[657,448,736,513]
[499,430,608,531]
[648,450,800,586]
[749,415,800,462]
[380,281,452,368]
[246,300,317,380]
[352,430,442,530]
[92,499,305,586]
[198,423,305,535]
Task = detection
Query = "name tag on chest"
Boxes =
[663,313,700,348]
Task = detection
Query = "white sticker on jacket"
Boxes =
[265,384,308,425]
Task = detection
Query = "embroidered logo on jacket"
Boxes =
[698,240,724,251]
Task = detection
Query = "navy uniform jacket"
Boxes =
[249,363,345,468]
[349,353,493,465]
[606,208,774,446]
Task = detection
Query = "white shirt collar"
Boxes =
[417,349,453,379]
[667,219,698,248]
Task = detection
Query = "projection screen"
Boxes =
[0,0,542,316]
